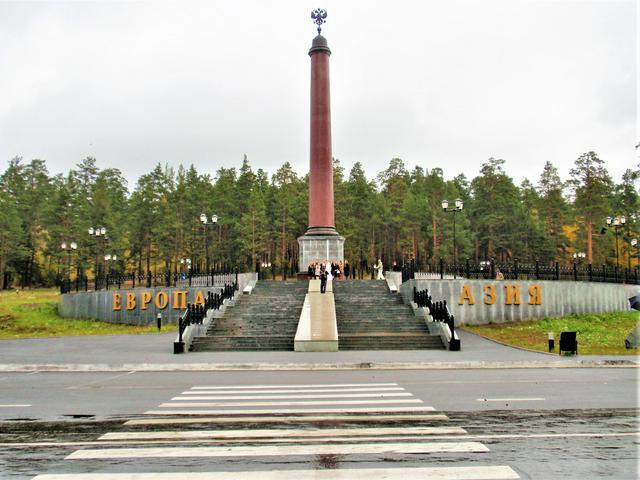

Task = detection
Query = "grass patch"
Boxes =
[462,311,639,355]
[0,288,176,339]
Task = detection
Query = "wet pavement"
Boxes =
[0,408,637,479]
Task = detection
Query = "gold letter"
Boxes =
[173,291,188,310]
[458,284,475,305]
[141,291,152,310]
[194,290,205,306]
[126,292,136,310]
[528,284,542,305]
[504,284,521,305]
[112,293,121,311]
[155,291,169,309]
[484,284,496,305]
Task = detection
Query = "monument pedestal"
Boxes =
[298,234,344,273]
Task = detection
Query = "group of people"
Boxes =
[307,260,350,282]
[307,260,350,294]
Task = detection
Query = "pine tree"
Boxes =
[568,152,613,264]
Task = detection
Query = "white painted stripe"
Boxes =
[66,441,490,459]
[172,393,413,400]
[0,404,31,408]
[6,432,639,449]
[477,397,545,402]
[32,465,521,480]
[145,406,436,415]
[159,399,423,408]
[126,413,449,425]
[181,387,406,394]
[191,383,398,389]
[99,426,467,441]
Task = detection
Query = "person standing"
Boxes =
[320,269,327,293]
[375,258,384,280]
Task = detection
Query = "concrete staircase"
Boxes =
[190,280,309,351]
[334,280,445,350]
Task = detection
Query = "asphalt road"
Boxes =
[1,368,638,479]
[0,368,637,421]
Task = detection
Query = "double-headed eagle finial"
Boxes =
[311,8,327,35]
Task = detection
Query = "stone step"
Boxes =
[194,279,307,351]
[338,334,445,350]
[332,280,442,350]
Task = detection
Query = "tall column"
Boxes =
[298,10,344,274]
[307,34,335,235]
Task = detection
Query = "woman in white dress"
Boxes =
[375,258,384,280]
[326,260,333,281]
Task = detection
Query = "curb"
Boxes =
[0,359,637,372]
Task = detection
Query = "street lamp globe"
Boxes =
[441,199,449,211]
[200,213,207,224]
[100,227,106,235]
[606,216,612,226]
[61,241,67,250]
[211,214,218,224]
[70,242,77,250]
[620,216,626,225]
[632,238,638,247]
[104,254,111,261]
[455,198,464,211]
[88,227,94,235]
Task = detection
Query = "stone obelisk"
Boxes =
[298,9,344,274]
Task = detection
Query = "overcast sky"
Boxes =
[0,0,636,189]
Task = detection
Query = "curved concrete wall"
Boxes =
[400,279,639,325]
[58,273,256,325]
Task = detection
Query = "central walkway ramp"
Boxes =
[294,279,339,351]
[334,280,445,350]
[190,280,308,351]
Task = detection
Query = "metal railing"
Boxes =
[174,283,237,354]
[414,286,460,351]
[60,269,239,294]
[403,259,638,285]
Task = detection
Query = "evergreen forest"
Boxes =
[0,152,637,288]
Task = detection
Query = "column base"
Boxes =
[305,226,339,236]
[298,233,345,273]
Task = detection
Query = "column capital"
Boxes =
[309,35,331,56]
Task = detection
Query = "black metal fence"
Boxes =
[414,286,460,351]
[60,269,239,294]
[402,259,639,285]
[174,284,237,354]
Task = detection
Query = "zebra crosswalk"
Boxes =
[31,382,521,479]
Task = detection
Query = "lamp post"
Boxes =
[442,198,464,272]
[104,254,117,276]
[180,258,192,276]
[88,227,107,279]
[199,213,218,273]
[60,241,77,282]
[572,252,586,263]
[631,238,639,269]
[260,261,271,280]
[606,215,626,269]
